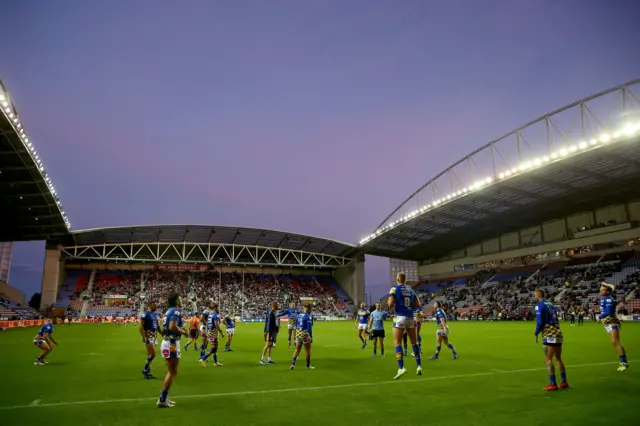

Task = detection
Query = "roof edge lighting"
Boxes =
[0,81,72,230]
[358,121,640,246]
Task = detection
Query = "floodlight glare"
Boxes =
[599,133,611,143]
[362,116,640,245]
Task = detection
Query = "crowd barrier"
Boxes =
[0,319,46,329]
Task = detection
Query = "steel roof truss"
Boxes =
[60,242,352,268]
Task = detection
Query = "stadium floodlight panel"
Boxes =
[0,84,72,230]
[359,120,640,246]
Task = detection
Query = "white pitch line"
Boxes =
[0,360,629,411]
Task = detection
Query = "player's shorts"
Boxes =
[604,323,621,333]
[160,339,181,359]
[371,329,385,338]
[200,326,207,337]
[357,323,368,330]
[295,330,311,345]
[226,328,235,336]
[288,324,295,330]
[32,336,47,347]
[145,337,157,345]
[393,316,415,330]
[265,331,277,343]
[542,336,563,347]
[207,331,219,343]
[436,327,449,337]
[189,329,198,339]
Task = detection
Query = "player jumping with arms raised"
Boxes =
[139,301,159,379]
[599,282,629,371]
[534,288,568,391]
[33,318,57,365]
[157,293,187,408]
[290,304,315,370]
[388,272,422,379]
[355,303,370,349]
[429,302,459,360]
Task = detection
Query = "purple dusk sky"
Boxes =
[1,0,639,301]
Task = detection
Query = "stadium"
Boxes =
[1,76,640,425]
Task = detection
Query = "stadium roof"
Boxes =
[0,78,71,242]
[359,78,640,261]
[62,224,355,257]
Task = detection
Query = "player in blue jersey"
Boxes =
[355,303,370,349]
[598,282,629,371]
[429,302,459,360]
[139,301,159,379]
[367,303,387,357]
[388,272,422,379]
[223,314,235,352]
[157,293,187,408]
[198,302,212,361]
[278,302,301,349]
[200,303,225,367]
[260,302,279,365]
[290,304,315,370]
[410,308,423,356]
[534,288,568,391]
[33,318,57,365]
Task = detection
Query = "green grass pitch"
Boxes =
[0,321,638,426]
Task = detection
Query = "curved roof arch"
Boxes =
[62,224,355,257]
[375,78,640,232]
[358,78,640,258]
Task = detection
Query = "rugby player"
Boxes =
[223,313,235,352]
[534,288,568,391]
[157,293,187,408]
[290,304,314,370]
[409,308,423,356]
[199,302,212,361]
[388,272,422,379]
[598,282,629,371]
[368,303,387,357]
[33,317,57,365]
[569,308,576,326]
[183,312,200,352]
[139,301,159,379]
[355,303,370,349]
[429,302,459,360]
[277,302,301,349]
[200,304,224,367]
[577,308,585,326]
[260,302,279,365]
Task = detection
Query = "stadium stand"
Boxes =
[57,270,353,318]
[416,246,640,320]
[0,297,40,320]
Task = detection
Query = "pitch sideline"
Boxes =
[0,360,630,411]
